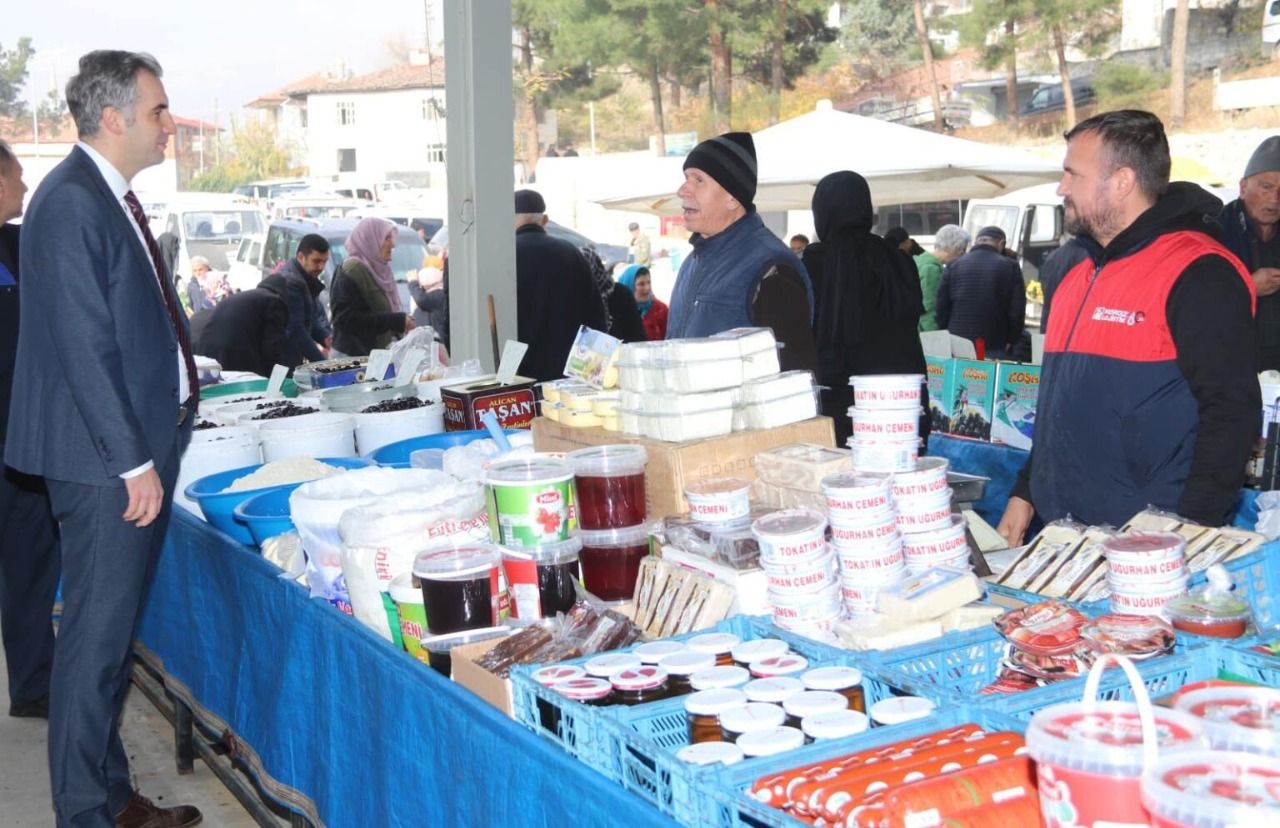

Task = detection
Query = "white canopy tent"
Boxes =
[595,100,1064,214]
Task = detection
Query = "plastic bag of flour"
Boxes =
[337,484,488,641]
[290,468,460,612]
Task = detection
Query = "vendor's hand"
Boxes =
[1253,267,1280,297]
[403,316,416,333]
[123,468,164,528]
[996,496,1034,548]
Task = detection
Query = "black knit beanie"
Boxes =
[683,132,757,210]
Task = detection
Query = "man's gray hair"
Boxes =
[0,138,14,176]
[933,224,970,256]
[66,50,163,139]
[190,255,210,271]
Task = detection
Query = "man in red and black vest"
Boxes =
[998,110,1260,545]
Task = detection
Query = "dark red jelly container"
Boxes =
[567,444,648,530]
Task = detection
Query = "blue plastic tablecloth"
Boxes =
[135,509,677,828]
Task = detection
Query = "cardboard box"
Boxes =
[450,638,513,715]
[992,362,1040,450]
[925,355,953,436]
[532,416,835,520]
[441,376,537,431]
[944,358,996,441]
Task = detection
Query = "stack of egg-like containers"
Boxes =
[846,374,924,472]
[566,445,651,603]
[484,455,583,620]
[1102,532,1189,616]
[751,509,842,640]
[892,458,968,572]
[615,328,786,442]
[819,471,905,615]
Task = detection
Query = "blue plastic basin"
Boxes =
[184,457,373,544]
[233,486,299,547]
[369,429,519,468]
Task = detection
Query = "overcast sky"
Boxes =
[8,0,443,125]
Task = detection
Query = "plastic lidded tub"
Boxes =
[820,471,894,521]
[554,677,614,703]
[869,696,935,726]
[484,456,576,547]
[751,510,829,562]
[568,444,647,531]
[584,653,643,678]
[578,523,652,602]
[531,664,587,687]
[743,677,805,705]
[1140,749,1280,828]
[731,638,789,667]
[634,640,689,664]
[675,741,745,767]
[1175,686,1280,755]
[685,477,753,524]
[802,710,870,741]
[411,545,503,636]
[737,726,805,758]
[690,665,752,691]
[848,373,924,409]
[1164,593,1252,639]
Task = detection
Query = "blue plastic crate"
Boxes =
[1215,641,1280,687]
[704,705,1025,828]
[509,616,882,786]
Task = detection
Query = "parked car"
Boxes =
[230,218,425,311]
[1265,0,1280,54]
[1019,77,1096,117]
[349,206,444,240]
[427,221,628,272]
[157,195,267,287]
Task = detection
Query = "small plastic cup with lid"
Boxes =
[730,638,789,670]
[1140,749,1280,828]
[530,664,587,733]
[657,650,716,696]
[553,677,614,707]
[1174,686,1280,755]
[801,710,870,743]
[567,445,648,530]
[736,726,805,758]
[749,654,809,679]
[412,545,503,636]
[1163,566,1253,639]
[500,537,581,621]
[782,690,849,729]
[684,477,752,524]
[801,666,866,713]
[584,652,642,679]
[578,524,652,602]
[869,696,936,727]
[634,640,689,665]
[675,741,745,767]
[687,632,742,666]
[611,666,670,706]
[690,665,751,692]
[684,687,748,744]
[743,677,805,705]
[720,703,787,742]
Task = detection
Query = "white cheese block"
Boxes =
[939,603,1003,633]
[877,568,983,623]
[835,614,943,651]
[754,442,852,490]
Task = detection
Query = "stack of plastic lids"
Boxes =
[752,510,841,640]
[846,374,924,472]
[1102,532,1188,617]
[819,470,904,615]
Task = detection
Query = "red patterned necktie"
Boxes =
[123,190,200,410]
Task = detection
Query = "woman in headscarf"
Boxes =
[330,217,414,356]
[582,247,646,343]
[617,264,668,341]
[804,171,929,446]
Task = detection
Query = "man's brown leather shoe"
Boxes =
[115,792,202,828]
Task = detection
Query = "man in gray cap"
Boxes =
[1221,135,1280,369]
[512,189,606,381]
[627,221,651,267]
[666,131,816,371]
[934,224,1026,358]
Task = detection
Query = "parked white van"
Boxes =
[962,183,1065,283]
[1265,0,1280,55]
[157,195,268,288]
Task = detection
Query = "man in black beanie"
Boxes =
[667,132,816,372]
[512,188,606,380]
[1220,135,1280,369]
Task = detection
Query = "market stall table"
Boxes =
[134,508,678,828]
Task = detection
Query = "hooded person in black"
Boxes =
[803,171,929,446]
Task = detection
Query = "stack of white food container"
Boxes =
[820,471,906,615]
[892,458,969,573]
[845,374,924,472]
[750,509,842,641]
[1102,532,1189,616]
[616,328,815,442]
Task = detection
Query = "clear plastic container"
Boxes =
[567,445,648,530]
[500,538,581,621]
[1140,750,1280,827]
[484,457,576,547]
[711,327,780,381]
[1175,686,1280,755]
[412,545,503,636]
[637,388,736,415]
[419,625,512,677]
[685,477,752,524]
[578,524,651,601]
[627,406,735,442]
[740,371,816,404]
[1164,593,1252,639]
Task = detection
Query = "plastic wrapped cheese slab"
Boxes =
[877,567,983,623]
[754,443,852,490]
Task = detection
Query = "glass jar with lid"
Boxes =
[720,703,786,742]
[801,710,869,743]
[611,666,670,706]
[689,665,750,692]
[553,677,614,706]
[782,690,849,729]
[531,664,587,733]
[683,688,748,744]
[658,651,716,696]
[801,666,866,713]
[686,632,741,666]
[749,654,809,679]
[737,726,805,758]
[731,638,789,669]
[634,640,689,664]
[584,652,642,679]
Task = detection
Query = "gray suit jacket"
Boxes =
[4,146,188,485]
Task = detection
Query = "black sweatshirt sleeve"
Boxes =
[935,265,952,330]
[752,262,818,373]
[1167,255,1261,525]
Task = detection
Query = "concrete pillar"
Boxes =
[442,0,517,371]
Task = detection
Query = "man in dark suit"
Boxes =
[0,139,60,723]
[5,51,202,828]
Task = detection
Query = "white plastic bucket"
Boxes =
[848,374,923,410]
[751,510,829,564]
[354,401,444,456]
[847,407,921,441]
[829,514,899,548]
[895,500,955,534]
[260,412,357,462]
[848,437,918,473]
[820,471,894,524]
[175,426,262,514]
[890,457,950,499]
[234,400,324,432]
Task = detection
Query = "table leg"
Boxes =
[172,693,195,774]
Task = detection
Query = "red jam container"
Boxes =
[578,524,651,602]
[567,445,647,530]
